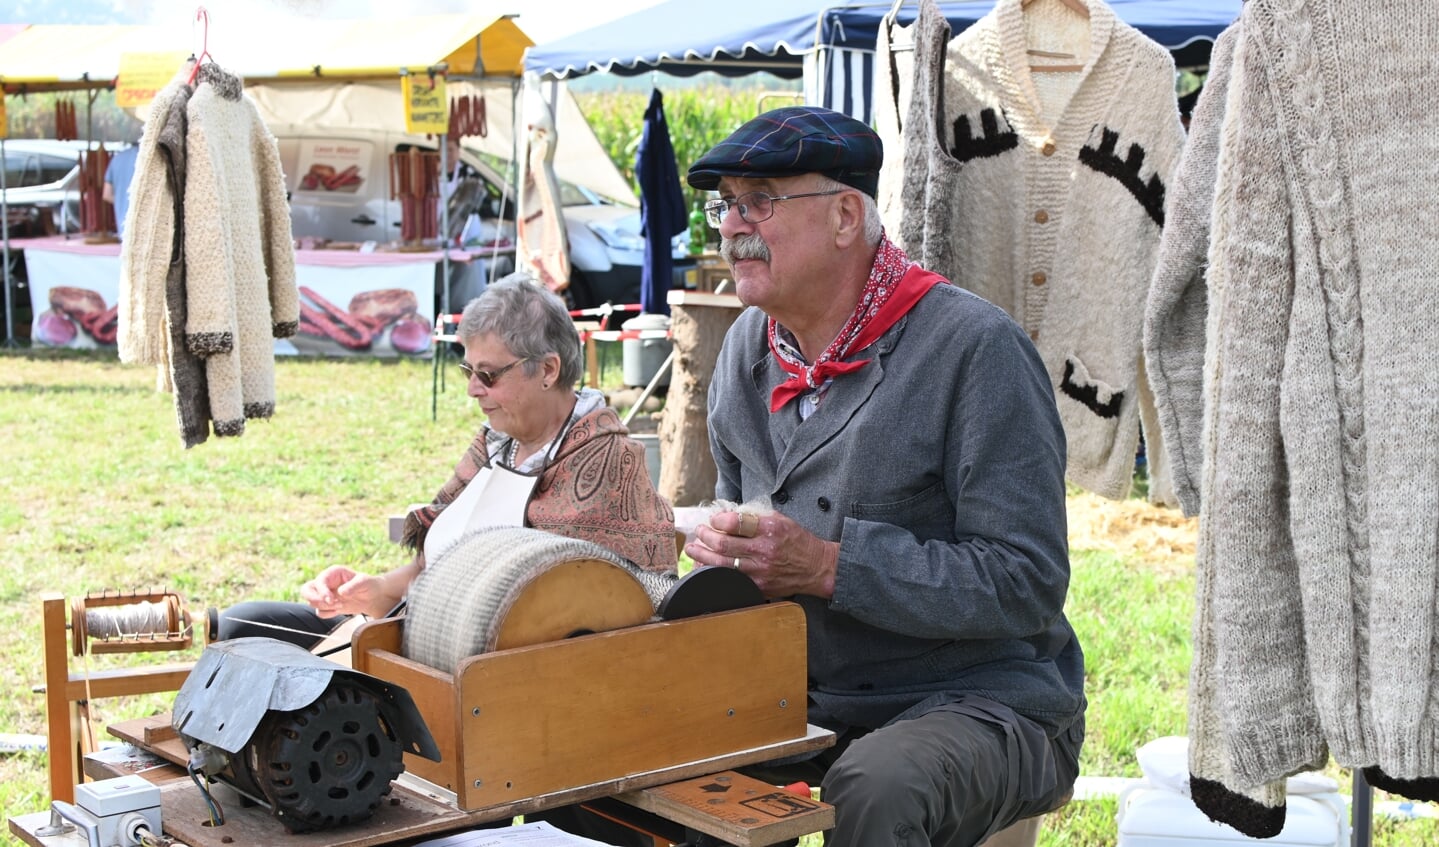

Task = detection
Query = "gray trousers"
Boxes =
[749,695,1083,847]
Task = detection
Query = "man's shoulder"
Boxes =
[908,280,1023,339]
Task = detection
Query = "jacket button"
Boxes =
[1034,209,1050,224]
[774,489,790,504]
[817,497,831,512]
[1041,140,1057,156]
[1032,272,1047,286]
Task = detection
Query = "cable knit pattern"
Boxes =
[1186,0,1439,833]
[183,63,298,436]
[1142,23,1240,517]
[880,0,1185,499]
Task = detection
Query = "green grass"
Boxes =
[1,350,1435,846]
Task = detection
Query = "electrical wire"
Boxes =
[186,761,225,827]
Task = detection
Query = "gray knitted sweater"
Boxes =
[1183,0,1439,836]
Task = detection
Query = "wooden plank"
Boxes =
[87,718,833,847]
[82,744,185,785]
[616,770,834,847]
[42,593,79,806]
[352,619,461,793]
[454,603,808,809]
[667,290,743,308]
[52,664,192,700]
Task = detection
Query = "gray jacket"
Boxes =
[708,283,1084,734]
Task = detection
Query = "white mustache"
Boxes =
[721,233,771,265]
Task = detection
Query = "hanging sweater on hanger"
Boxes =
[183,63,298,436]
[1141,23,1242,518]
[1186,0,1439,837]
[881,0,1184,499]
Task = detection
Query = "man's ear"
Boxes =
[833,190,867,249]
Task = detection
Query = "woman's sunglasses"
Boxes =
[458,357,528,388]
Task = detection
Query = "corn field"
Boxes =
[575,85,805,247]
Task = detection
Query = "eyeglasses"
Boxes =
[703,190,843,227]
[458,357,527,388]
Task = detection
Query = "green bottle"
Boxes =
[688,201,707,256]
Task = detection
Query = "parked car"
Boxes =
[0,139,126,237]
[272,128,690,312]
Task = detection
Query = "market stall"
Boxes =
[0,13,624,357]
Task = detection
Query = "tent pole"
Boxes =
[2,136,14,347]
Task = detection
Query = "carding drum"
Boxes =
[403,526,666,673]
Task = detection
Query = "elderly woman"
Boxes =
[214,273,676,646]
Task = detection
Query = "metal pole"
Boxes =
[1351,770,1372,847]
[2,136,14,347]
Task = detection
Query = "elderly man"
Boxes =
[685,106,1085,847]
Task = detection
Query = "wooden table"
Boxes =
[10,719,834,847]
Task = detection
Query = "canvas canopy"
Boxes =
[524,0,1242,122]
[0,13,532,94]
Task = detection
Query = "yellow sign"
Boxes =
[403,73,448,135]
[0,96,7,140]
[116,51,190,108]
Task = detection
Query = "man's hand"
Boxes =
[300,566,381,619]
[687,510,839,600]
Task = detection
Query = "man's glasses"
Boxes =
[703,190,843,227]
[458,357,528,388]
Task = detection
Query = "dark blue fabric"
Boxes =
[687,105,882,197]
[635,89,687,315]
[525,0,1243,79]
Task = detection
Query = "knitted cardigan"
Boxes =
[879,0,1184,499]
[1142,23,1241,517]
[183,64,298,436]
[1185,0,1439,836]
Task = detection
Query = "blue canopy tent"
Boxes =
[525,0,1241,123]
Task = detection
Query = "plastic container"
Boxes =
[1116,785,1348,847]
[621,313,672,388]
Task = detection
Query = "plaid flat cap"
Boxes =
[687,106,883,197]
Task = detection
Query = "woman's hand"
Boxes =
[301,566,383,619]
[686,510,839,600]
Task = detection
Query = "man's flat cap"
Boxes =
[687,106,882,197]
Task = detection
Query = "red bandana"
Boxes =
[767,236,946,412]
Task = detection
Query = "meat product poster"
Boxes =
[295,139,369,194]
[278,262,435,358]
[23,243,433,358]
[25,249,121,350]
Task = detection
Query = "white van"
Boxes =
[270,127,687,310]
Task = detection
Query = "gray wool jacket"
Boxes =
[707,283,1085,735]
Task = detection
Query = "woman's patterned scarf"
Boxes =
[767,235,945,412]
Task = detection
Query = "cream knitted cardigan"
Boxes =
[1186,0,1439,836]
[183,64,298,436]
[117,78,187,367]
[879,0,1185,499]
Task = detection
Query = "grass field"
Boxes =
[0,350,1434,846]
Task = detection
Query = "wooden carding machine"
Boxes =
[348,526,814,816]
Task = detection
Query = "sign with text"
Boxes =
[116,52,189,108]
[403,73,448,135]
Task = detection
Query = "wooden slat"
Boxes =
[352,618,461,793]
[616,770,834,847]
[454,603,807,809]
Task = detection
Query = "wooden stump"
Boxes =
[659,292,744,506]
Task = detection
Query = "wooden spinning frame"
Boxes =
[40,590,199,805]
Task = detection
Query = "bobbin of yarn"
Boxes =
[70,589,194,656]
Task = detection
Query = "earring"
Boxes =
[542,381,550,389]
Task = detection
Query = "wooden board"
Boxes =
[73,717,834,847]
[616,770,834,847]
[453,603,808,809]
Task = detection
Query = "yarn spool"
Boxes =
[71,590,193,656]
[402,526,667,674]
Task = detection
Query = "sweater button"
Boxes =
[817,497,831,512]
[1029,330,1040,341]
[1041,140,1056,156]
[774,488,791,505]
[1032,272,1047,286]
[1034,209,1050,224]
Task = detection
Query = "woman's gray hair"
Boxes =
[814,175,883,245]
[457,272,582,388]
